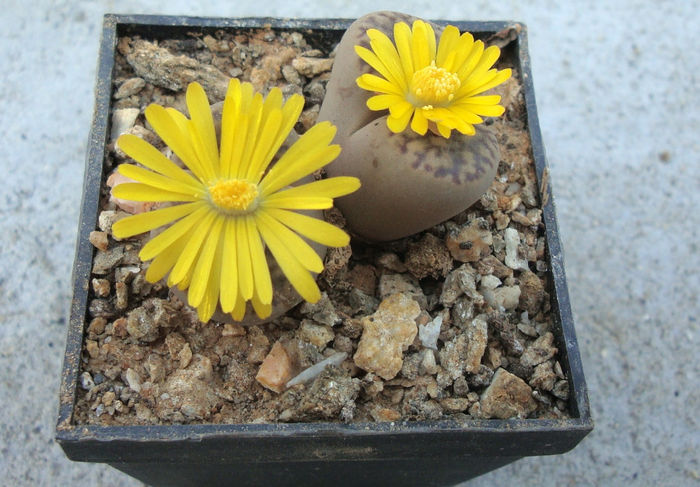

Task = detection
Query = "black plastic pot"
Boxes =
[57,14,592,487]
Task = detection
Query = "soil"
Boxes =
[74,25,571,426]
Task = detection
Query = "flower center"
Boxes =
[208,179,259,213]
[410,63,461,107]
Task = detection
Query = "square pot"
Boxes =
[57,14,592,486]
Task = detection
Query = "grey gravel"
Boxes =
[1,1,698,486]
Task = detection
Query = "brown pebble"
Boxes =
[85,340,99,359]
[91,278,110,298]
[115,281,128,311]
[446,219,493,262]
[87,317,107,338]
[89,231,109,251]
[255,342,294,393]
[111,317,128,338]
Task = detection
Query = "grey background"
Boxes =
[1,0,698,485]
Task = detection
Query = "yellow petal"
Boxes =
[456,40,484,81]
[111,183,198,203]
[388,100,414,119]
[230,289,247,322]
[461,68,512,98]
[116,134,203,189]
[442,105,484,125]
[137,204,209,260]
[393,21,414,80]
[436,25,460,68]
[251,291,272,319]
[255,211,321,302]
[411,20,433,70]
[197,233,223,322]
[144,104,207,182]
[246,216,272,305]
[456,103,505,117]
[436,122,452,138]
[168,211,217,286]
[264,176,360,201]
[117,164,201,196]
[460,95,502,105]
[466,45,502,84]
[112,201,204,239]
[356,73,403,95]
[261,195,333,210]
[236,216,254,301]
[188,215,224,308]
[259,124,340,196]
[263,208,350,247]
[145,231,189,283]
[355,45,403,90]
[367,94,402,111]
[255,211,323,273]
[186,82,219,175]
[387,107,414,133]
[235,92,264,179]
[411,109,429,135]
[366,30,408,91]
[219,78,241,178]
[245,108,282,182]
[219,219,238,313]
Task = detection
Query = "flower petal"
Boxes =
[236,216,254,301]
[261,195,334,210]
[251,290,272,319]
[138,204,209,261]
[264,176,360,201]
[411,20,433,70]
[188,215,224,308]
[357,73,403,95]
[411,109,429,135]
[256,210,324,273]
[263,208,351,247]
[186,82,220,174]
[367,94,403,111]
[355,44,404,91]
[393,21,414,81]
[436,25,461,68]
[259,122,340,196]
[116,134,203,189]
[111,183,198,203]
[219,219,238,313]
[387,107,414,133]
[366,29,408,90]
[168,211,217,286]
[117,164,201,196]
[112,201,204,239]
[196,244,221,323]
[246,216,272,305]
[145,104,207,182]
[255,212,321,303]
[144,231,189,283]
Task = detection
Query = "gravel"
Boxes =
[1,1,697,486]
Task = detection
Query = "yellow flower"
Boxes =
[355,20,512,138]
[112,80,360,322]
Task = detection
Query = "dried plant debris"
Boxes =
[75,27,568,427]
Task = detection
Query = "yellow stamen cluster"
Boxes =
[411,63,461,107]
[208,179,258,212]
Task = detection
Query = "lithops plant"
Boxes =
[111,80,360,324]
[319,11,511,241]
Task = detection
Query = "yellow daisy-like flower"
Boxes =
[355,19,512,138]
[111,80,360,322]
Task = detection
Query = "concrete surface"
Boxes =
[1,0,697,485]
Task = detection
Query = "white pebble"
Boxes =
[286,352,347,388]
[419,315,442,350]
